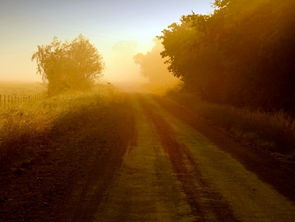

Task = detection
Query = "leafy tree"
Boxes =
[32,35,103,94]
[159,0,295,112]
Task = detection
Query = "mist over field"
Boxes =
[0,0,213,84]
[1,1,295,222]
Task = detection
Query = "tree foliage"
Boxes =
[160,0,295,112]
[32,35,103,94]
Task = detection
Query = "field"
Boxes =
[0,82,45,107]
[0,82,45,95]
[0,83,135,221]
[0,83,127,167]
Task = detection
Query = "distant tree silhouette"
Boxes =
[32,35,103,94]
[134,40,180,93]
[160,0,295,112]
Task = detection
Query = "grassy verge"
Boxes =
[0,88,135,222]
[0,91,101,167]
[169,93,295,160]
[0,85,127,170]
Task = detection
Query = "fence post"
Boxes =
[0,93,43,107]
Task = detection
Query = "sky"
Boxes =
[0,0,213,83]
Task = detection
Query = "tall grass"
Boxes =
[0,84,117,137]
[199,103,294,153]
[0,87,119,167]
[170,92,295,159]
[0,93,95,141]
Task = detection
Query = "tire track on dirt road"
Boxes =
[144,95,295,222]
[95,95,237,222]
[95,95,195,222]
[141,96,238,222]
[155,96,295,203]
[93,94,295,222]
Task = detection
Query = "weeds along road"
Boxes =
[1,93,295,222]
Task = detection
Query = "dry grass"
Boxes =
[170,93,295,159]
[0,92,95,141]
[0,83,116,136]
[0,85,121,168]
[0,85,135,222]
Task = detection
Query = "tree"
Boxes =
[159,0,295,112]
[32,35,103,94]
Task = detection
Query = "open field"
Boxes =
[0,88,135,222]
[0,82,46,107]
[0,82,45,95]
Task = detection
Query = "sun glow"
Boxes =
[0,0,213,84]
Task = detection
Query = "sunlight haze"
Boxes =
[0,0,213,83]
[1,1,295,221]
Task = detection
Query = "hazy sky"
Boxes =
[0,0,213,83]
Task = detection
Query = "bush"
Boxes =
[32,35,104,95]
[198,103,295,157]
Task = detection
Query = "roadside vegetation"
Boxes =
[158,0,295,158]
[0,28,140,220]
[160,0,295,113]
[166,92,295,159]
[0,86,135,222]
[0,86,118,169]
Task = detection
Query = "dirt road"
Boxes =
[94,94,295,222]
[1,94,295,222]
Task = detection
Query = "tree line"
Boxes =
[159,0,295,113]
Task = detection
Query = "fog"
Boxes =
[102,41,148,85]
[0,0,213,86]
[134,40,181,94]
[0,37,181,95]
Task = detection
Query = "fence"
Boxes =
[0,94,43,108]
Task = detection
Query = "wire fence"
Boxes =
[0,94,43,108]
